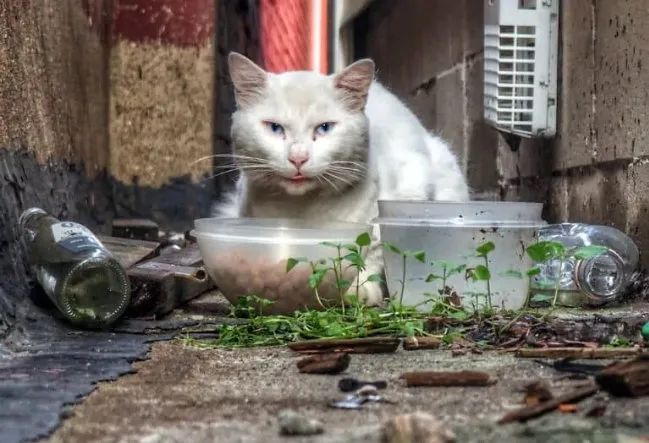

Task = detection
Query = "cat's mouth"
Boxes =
[288,174,309,183]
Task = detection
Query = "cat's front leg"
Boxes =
[348,239,385,306]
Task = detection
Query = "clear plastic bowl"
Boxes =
[375,200,546,311]
[194,218,371,314]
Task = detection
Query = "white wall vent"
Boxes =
[484,0,559,138]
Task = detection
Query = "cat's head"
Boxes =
[228,52,374,197]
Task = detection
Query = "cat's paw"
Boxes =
[348,279,384,306]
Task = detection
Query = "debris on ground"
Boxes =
[277,409,324,436]
[337,377,387,392]
[403,336,442,350]
[400,370,497,387]
[596,356,649,397]
[296,352,350,374]
[112,218,160,242]
[498,383,598,424]
[288,337,401,354]
[329,384,395,410]
[382,412,456,443]
[521,380,554,406]
[516,347,642,359]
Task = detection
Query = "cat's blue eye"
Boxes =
[315,122,335,136]
[264,121,285,136]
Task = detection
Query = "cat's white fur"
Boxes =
[215,53,469,305]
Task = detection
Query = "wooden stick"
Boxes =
[400,370,496,387]
[596,356,649,397]
[296,352,350,374]
[403,336,442,351]
[288,337,400,354]
[498,384,598,424]
[516,347,641,359]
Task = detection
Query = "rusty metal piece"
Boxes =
[126,244,214,317]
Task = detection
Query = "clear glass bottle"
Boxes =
[531,223,639,306]
[20,208,131,328]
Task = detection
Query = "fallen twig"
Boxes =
[296,352,350,374]
[516,347,642,359]
[596,355,649,397]
[403,336,442,351]
[498,383,598,424]
[400,370,496,387]
[288,337,400,354]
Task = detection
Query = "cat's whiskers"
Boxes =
[190,153,269,166]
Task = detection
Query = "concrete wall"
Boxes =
[352,0,499,197]
[501,0,649,265]
[355,0,649,265]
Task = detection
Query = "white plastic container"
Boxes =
[194,218,371,314]
[375,201,546,311]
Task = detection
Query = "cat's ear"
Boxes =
[228,52,267,108]
[333,59,375,111]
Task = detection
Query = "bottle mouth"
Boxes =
[574,249,625,303]
[18,207,47,229]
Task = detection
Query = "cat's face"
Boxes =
[228,53,375,196]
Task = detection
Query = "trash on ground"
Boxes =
[112,218,160,242]
[498,383,598,424]
[558,403,578,413]
[329,384,395,410]
[516,347,642,359]
[288,336,401,354]
[533,358,607,375]
[97,235,161,269]
[531,223,638,307]
[126,243,214,317]
[19,207,131,328]
[400,370,497,387]
[338,377,387,392]
[521,380,553,406]
[403,336,442,350]
[296,352,350,374]
[277,409,324,436]
[382,412,456,443]
[596,356,649,397]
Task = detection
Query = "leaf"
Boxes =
[526,241,566,262]
[335,279,351,290]
[355,232,372,247]
[500,269,523,279]
[405,250,426,263]
[286,257,306,273]
[476,241,496,257]
[572,245,608,260]
[530,294,554,303]
[471,265,491,281]
[425,273,442,282]
[308,269,327,289]
[448,310,470,321]
[383,241,403,255]
[447,264,467,277]
[343,252,365,269]
[526,267,541,277]
[366,274,384,283]
[342,244,359,253]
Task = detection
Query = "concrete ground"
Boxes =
[47,340,649,443]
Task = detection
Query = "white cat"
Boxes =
[214,52,469,305]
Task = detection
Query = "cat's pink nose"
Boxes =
[288,153,309,169]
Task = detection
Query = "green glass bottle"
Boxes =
[20,208,131,328]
